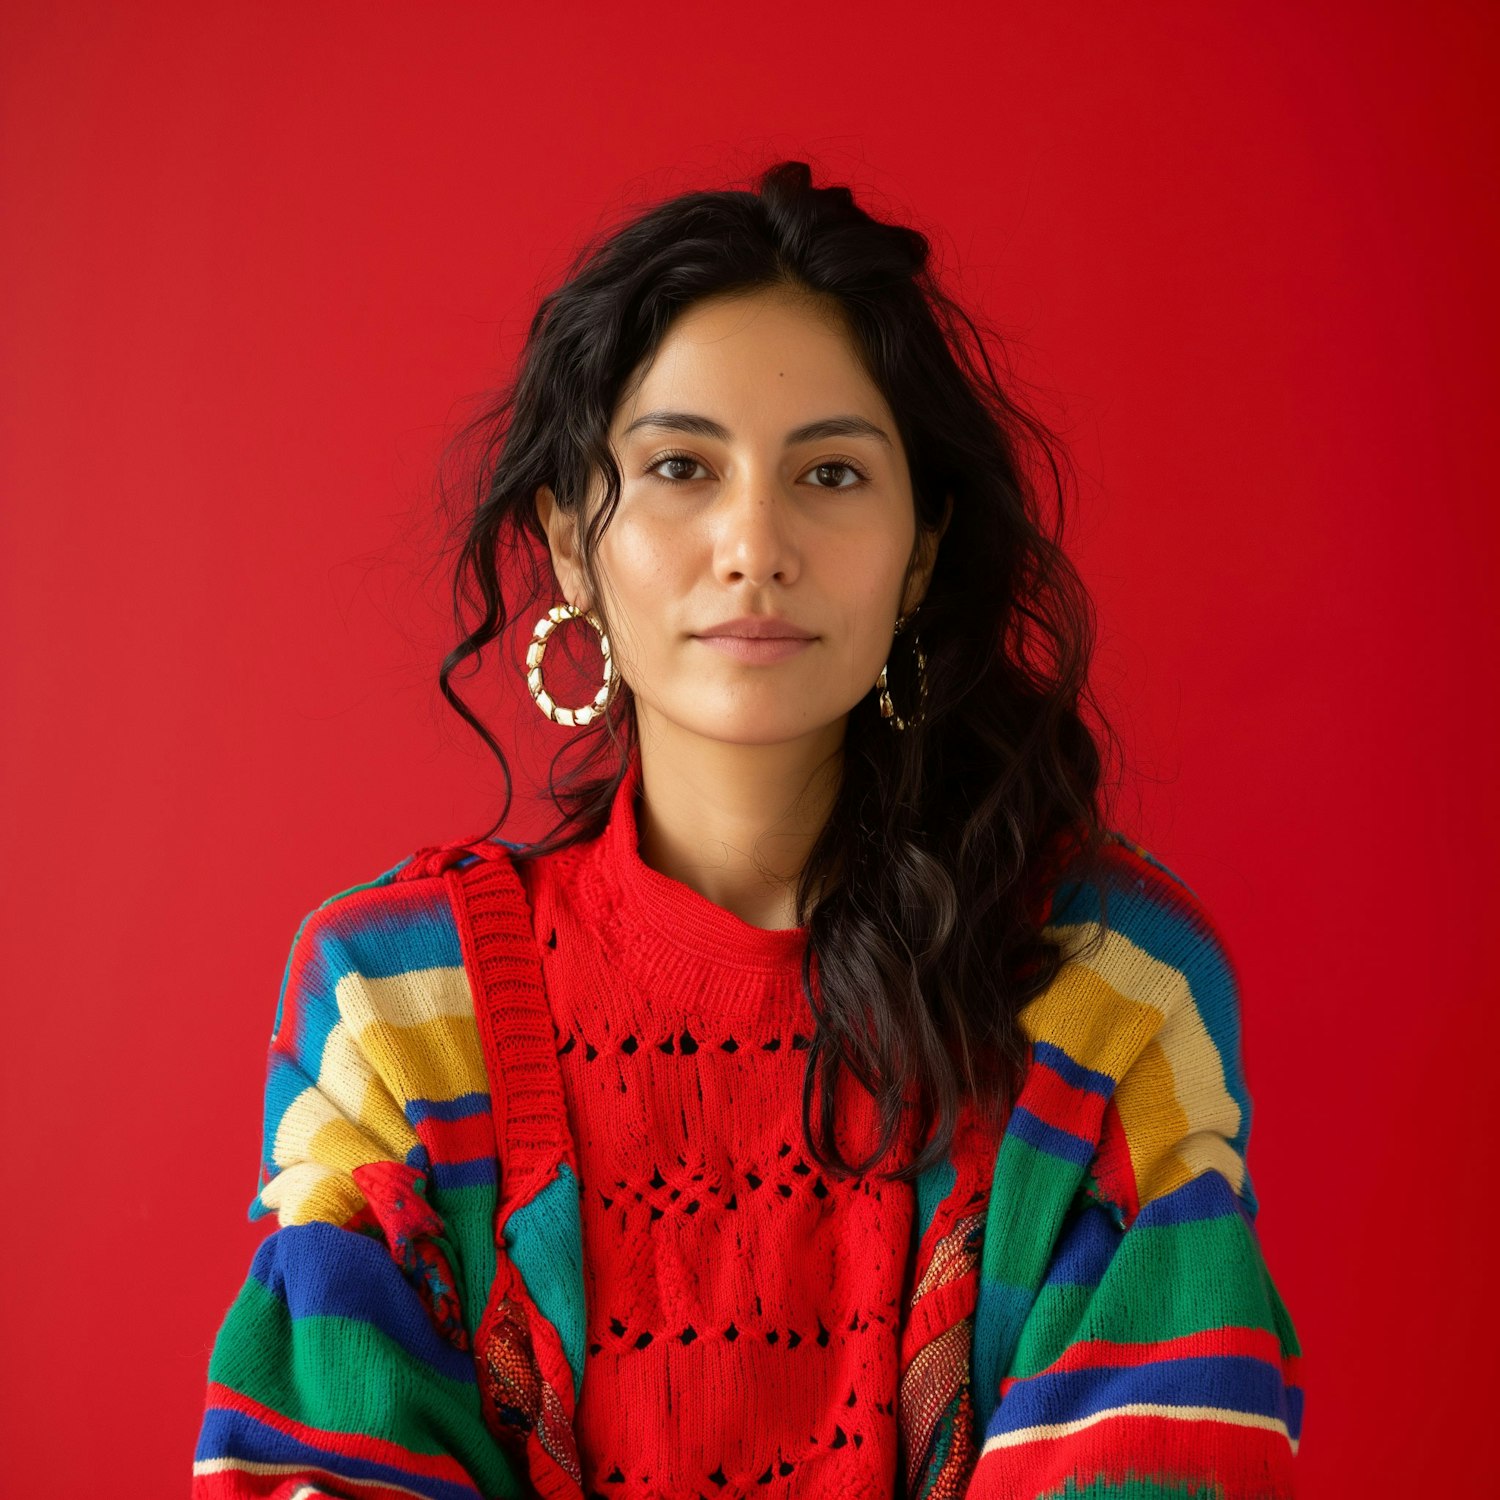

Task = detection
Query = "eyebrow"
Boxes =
[620,409,893,448]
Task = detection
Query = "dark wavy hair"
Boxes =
[433,160,1123,1185]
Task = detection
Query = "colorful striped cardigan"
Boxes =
[193,828,1303,1498]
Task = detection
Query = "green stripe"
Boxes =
[208,1274,523,1497]
[981,1136,1089,1292]
[505,1164,586,1398]
[1042,1478,1204,1498]
[1007,1282,1094,1380]
[1003,1211,1286,1378]
[429,1179,499,1339]
[1267,1269,1305,1359]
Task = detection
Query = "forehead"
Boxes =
[615,288,891,429]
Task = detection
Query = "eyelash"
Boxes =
[644,449,872,488]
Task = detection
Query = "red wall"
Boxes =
[3,2,1494,1492]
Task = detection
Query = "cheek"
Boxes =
[595,514,688,633]
[821,530,911,615]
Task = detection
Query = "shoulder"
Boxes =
[1028,831,1241,1049]
[267,833,539,1061]
[1045,830,1234,978]
[268,844,474,1051]
[256,839,523,1224]
[263,837,532,1105]
[1021,830,1257,1211]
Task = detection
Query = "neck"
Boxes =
[631,713,845,931]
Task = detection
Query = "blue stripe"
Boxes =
[1042,1203,1118,1288]
[1031,1040,1116,1097]
[249,1222,476,1384]
[989,1353,1294,1436]
[281,882,465,1067]
[408,1092,491,1124]
[260,1053,316,1180]
[1134,1170,1244,1228]
[268,855,411,1042]
[1007,1107,1095,1167]
[194,1408,481,1500]
[430,1156,498,1190]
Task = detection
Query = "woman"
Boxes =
[193,161,1302,1498]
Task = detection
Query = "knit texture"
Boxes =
[192,759,1303,1499]
[511,752,928,1496]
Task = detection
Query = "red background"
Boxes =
[3,2,1495,1492]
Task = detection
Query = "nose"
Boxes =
[711,466,801,588]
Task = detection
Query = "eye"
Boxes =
[644,450,871,489]
[803,458,870,490]
[645,451,712,483]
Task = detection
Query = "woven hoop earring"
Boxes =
[876,610,928,731]
[526,603,615,726]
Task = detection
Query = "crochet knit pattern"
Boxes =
[512,753,934,1495]
[192,748,1302,1499]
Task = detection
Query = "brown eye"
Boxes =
[807,461,866,489]
[648,453,710,482]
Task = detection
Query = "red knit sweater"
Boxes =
[512,751,925,1497]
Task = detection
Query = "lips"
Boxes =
[693,634,813,662]
[694,615,817,640]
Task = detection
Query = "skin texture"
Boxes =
[535,286,949,929]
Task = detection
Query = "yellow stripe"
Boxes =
[258,1160,367,1226]
[1043,920,1187,1015]
[355,1012,490,1106]
[1019,933,1162,1084]
[1104,957,1244,1203]
[1112,1040,1191,1201]
[1033,919,1246,1203]
[321,1020,423,1156]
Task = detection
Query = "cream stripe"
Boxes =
[334,963,475,1031]
[272,1021,421,1172]
[1174,1128,1248,1194]
[256,1159,370,1226]
[981,1401,1299,1455]
[318,1019,383,1112]
[192,1458,437,1499]
[1043,921,1185,1015]
[273,1079,354,1168]
[257,1159,338,1218]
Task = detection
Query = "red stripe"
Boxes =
[414,1107,495,1163]
[998,1325,1298,1396]
[1019,1058,1109,1141]
[1092,1095,1139,1224]
[201,1381,477,1486]
[192,1466,445,1500]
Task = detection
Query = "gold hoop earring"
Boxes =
[877,610,928,731]
[526,603,616,726]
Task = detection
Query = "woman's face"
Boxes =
[537,286,946,751]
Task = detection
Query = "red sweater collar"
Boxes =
[595,744,814,977]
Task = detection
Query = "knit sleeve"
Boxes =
[191,866,521,1500]
[965,843,1303,1498]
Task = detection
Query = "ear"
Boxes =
[902,492,953,616]
[534,484,593,612]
